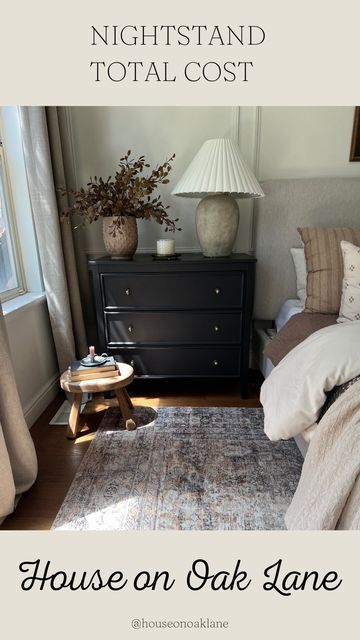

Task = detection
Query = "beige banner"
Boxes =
[1,531,359,638]
[0,0,359,105]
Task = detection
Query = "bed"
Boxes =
[252,177,360,529]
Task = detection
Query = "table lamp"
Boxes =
[171,138,264,257]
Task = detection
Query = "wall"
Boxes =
[69,106,360,259]
[257,107,360,180]
[5,299,59,427]
[69,106,254,255]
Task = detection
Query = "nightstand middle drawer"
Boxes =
[105,311,242,345]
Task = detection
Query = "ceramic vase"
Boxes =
[102,216,138,259]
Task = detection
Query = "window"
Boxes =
[0,107,43,309]
[0,139,25,301]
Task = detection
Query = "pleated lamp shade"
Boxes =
[171,138,264,199]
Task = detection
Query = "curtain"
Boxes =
[19,107,87,373]
[0,303,37,518]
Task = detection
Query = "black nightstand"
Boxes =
[88,253,256,397]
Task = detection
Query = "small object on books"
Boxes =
[80,354,108,367]
[69,355,118,381]
[80,346,108,367]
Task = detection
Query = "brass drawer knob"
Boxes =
[214,324,220,332]
[213,359,219,366]
[214,287,221,295]
[125,288,131,296]
[128,324,133,333]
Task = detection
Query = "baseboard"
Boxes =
[23,372,60,428]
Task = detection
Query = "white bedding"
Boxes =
[275,298,304,332]
[260,320,360,441]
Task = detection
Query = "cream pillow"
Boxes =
[338,240,360,323]
[290,247,306,304]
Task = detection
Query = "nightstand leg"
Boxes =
[67,393,82,439]
[123,388,134,409]
[115,388,136,431]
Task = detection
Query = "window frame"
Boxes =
[0,137,26,302]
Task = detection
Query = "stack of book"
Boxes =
[68,356,118,382]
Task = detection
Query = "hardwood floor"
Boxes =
[0,375,262,531]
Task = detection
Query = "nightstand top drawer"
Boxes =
[102,272,244,310]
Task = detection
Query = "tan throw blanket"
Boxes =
[285,379,360,530]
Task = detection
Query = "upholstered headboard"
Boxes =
[253,177,360,320]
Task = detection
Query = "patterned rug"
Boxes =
[52,406,303,531]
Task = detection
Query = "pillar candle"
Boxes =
[156,239,175,255]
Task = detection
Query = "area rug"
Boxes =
[52,406,303,531]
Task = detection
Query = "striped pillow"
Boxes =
[297,227,360,314]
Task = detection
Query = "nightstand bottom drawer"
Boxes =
[113,346,241,377]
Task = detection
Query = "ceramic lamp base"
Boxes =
[196,194,239,257]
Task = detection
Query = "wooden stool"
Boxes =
[60,362,135,439]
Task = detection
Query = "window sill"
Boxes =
[2,292,46,318]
